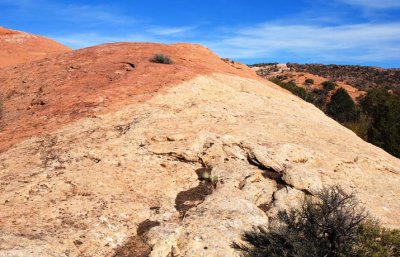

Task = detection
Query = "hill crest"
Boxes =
[0,26,71,68]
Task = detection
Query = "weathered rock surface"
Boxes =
[0,26,71,68]
[0,42,399,257]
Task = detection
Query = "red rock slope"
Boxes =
[0,42,260,152]
[0,26,71,68]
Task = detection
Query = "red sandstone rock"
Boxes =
[0,26,71,68]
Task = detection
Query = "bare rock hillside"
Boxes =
[0,42,399,257]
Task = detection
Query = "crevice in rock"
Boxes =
[246,154,288,190]
[150,152,200,164]
[261,169,287,190]
[246,150,314,214]
[114,118,138,135]
[247,154,269,171]
[246,151,313,196]
[112,235,151,257]
[121,62,136,69]
[112,219,160,257]
[83,154,101,163]
[137,219,161,237]
[258,202,273,213]
[175,165,215,219]
[175,181,214,219]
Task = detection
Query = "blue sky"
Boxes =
[1,0,400,67]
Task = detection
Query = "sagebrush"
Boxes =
[233,186,400,257]
[150,53,173,64]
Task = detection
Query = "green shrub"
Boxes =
[346,114,371,140]
[233,186,368,256]
[233,186,400,257]
[354,221,400,257]
[322,80,336,92]
[270,78,326,108]
[360,89,400,158]
[269,78,307,99]
[327,88,358,122]
[305,78,314,84]
[150,53,173,64]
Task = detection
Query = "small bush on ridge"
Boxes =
[150,53,173,64]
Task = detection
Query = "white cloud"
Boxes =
[203,22,400,63]
[53,22,400,65]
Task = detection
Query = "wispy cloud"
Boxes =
[204,22,400,64]
[53,21,400,65]
[337,0,400,9]
[147,26,196,36]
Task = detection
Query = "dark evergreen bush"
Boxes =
[327,88,358,122]
[360,89,400,157]
[322,80,336,92]
[305,78,314,84]
[269,78,307,100]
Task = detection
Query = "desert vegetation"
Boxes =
[322,80,337,92]
[233,186,400,257]
[305,78,314,84]
[150,53,173,64]
[358,89,400,157]
[327,88,358,123]
[287,63,400,91]
[269,77,400,158]
[269,78,326,109]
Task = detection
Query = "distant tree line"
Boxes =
[286,63,400,92]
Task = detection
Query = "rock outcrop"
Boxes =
[0,42,399,257]
[0,26,71,68]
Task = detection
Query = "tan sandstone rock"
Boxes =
[0,42,399,257]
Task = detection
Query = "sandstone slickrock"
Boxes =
[0,26,71,68]
[0,42,399,257]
